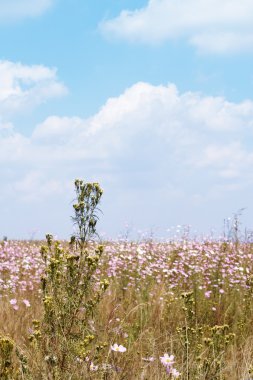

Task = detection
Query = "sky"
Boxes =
[1,0,253,240]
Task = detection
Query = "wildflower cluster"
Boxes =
[160,354,180,378]
[1,185,253,378]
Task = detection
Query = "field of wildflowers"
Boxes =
[1,181,253,379]
[1,238,253,379]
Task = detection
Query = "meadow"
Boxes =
[0,181,253,379]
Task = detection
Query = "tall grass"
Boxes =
[0,181,253,379]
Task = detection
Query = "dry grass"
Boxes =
[1,240,253,379]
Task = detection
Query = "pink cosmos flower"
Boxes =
[90,362,98,371]
[23,299,31,307]
[111,343,127,352]
[10,298,19,310]
[160,353,175,367]
[142,356,155,362]
[171,368,180,378]
[205,290,212,298]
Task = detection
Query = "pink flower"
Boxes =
[142,356,155,362]
[171,368,180,378]
[160,353,175,367]
[90,362,98,371]
[10,298,19,310]
[111,343,127,352]
[23,299,31,307]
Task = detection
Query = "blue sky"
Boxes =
[1,0,253,239]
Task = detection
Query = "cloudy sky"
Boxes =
[1,0,253,239]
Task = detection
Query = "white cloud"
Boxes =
[1,79,253,236]
[190,32,253,54]
[195,142,253,179]
[2,81,253,187]
[0,0,53,22]
[0,133,28,162]
[13,171,67,201]
[101,0,253,54]
[0,61,67,117]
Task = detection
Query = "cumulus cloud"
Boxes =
[0,0,53,22]
[0,127,29,162]
[101,0,253,54]
[0,60,67,117]
[2,81,253,188]
[1,78,253,235]
[195,143,253,179]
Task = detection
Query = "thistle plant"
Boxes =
[31,179,109,379]
[72,179,103,249]
[0,336,14,380]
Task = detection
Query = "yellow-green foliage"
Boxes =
[32,180,109,379]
